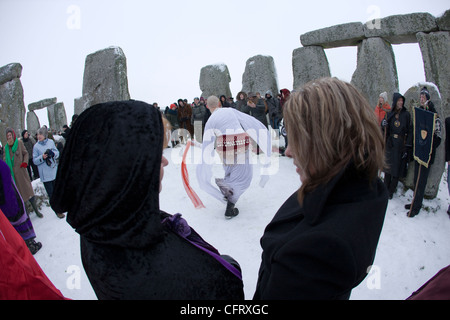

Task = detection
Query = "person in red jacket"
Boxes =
[374,91,391,125]
[0,208,66,299]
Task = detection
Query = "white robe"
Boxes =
[196,108,271,204]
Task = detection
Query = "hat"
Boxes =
[379,92,388,102]
[420,87,430,100]
[37,126,48,138]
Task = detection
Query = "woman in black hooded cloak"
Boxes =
[51,100,244,300]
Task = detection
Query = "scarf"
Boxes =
[4,138,18,182]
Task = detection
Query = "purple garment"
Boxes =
[0,159,36,241]
[162,213,242,280]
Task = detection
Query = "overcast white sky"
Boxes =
[0,0,448,126]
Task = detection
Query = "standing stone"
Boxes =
[199,64,232,99]
[242,55,279,96]
[26,111,41,135]
[351,37,399,108]
[417,31,450,118]
[292,46,331,90]
[48,102,68,132]
[437,9,450,31]
[0,63,25,146]
[402,83,444,199]
[79,46,130,113]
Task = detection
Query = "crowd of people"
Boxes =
[159,89,291,152]
[0,117,76,255]
[1,78,450,300]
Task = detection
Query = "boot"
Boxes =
[26,239,42,255]
[29,197,43,218]
[225,201,239,219]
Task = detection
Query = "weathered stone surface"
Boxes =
[199,63,232,99]
[80,46,130,112]
[74,96,89,116]
[0,78,25,146]
[28,97,57,111]
[351,37,399,108]
[417,31,450,118]
[0,63,22,86]
[241,55,279,96]
[365,12,438,44]
[436,9,450,31]
[300,22,365,48]
[47,102,68,131]
[402,83,444,199]
[292,46,331,90]
[26,111,41,135]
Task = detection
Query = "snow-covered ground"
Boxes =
[30,144,450,300]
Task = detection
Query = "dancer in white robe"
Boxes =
[196,96,272,218]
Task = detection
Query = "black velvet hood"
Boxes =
[51,100,165,248]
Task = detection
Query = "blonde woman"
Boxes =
[254,78,388,300]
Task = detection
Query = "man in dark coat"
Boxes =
[51,101,244,300]
[265,90,282,130]
[253,163,388,300]
[406,87,441,217]
[383,93,413,199]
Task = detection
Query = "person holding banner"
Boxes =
[383,93,413,199]
[405,87,441,217]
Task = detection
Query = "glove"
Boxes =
[45,149,55,158]
[20,162,28,168]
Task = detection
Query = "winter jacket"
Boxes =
[33,138,59,183]
[20,136,36,161]
[3,139,34,202]
[374,102,391,125]
[177,102,194,137]
[250,98,268,127]
[191,103,206,123]
[254,162,388,300]
[51,101,244,300]
[236,92,251,115]
[265,91,281,120]
[384,93,412,178]
[164,107,179,130]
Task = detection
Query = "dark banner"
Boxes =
[413,107,436,168]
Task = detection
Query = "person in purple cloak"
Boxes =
[0,159,42,254]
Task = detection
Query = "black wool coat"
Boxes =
[385,93,413,178]
[51,100,244,300]
[253,163,388,300]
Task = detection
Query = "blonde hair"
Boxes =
[284,77,385,204]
